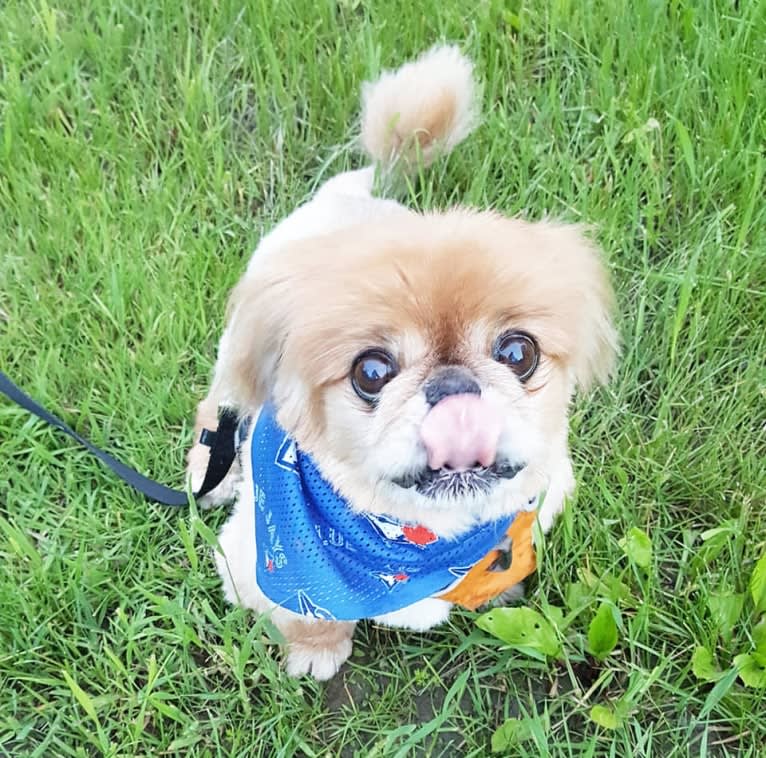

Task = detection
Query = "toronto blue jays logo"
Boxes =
[297,590,335,620]
[373,571,410,589]
[364,513,439,548]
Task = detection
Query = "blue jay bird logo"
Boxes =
[364,513,439,548]
[373,571,410,589]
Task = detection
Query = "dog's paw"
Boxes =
[285,637,353,681]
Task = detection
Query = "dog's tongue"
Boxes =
[419,394,501,471]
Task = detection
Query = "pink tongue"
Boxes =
[419,394,501,471]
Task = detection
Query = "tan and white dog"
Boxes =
[188,46,617,680]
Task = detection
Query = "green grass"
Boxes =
[1,0,765,754]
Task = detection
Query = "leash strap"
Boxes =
[0,370,237,507]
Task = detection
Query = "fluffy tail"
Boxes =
[360,45,479,174]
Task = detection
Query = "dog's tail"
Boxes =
[360,45,479,175]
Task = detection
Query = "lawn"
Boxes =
[1,0,765,755]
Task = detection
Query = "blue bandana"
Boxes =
[252,405,515,621]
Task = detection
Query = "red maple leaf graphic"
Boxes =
[401,524,438,546]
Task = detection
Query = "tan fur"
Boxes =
[195,44,618,680]
[213,209,616,545]
[280,618,356,679]
[186,396,218,480]
[224,211,616,430]
[361,45,479,170]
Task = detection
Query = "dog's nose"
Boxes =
[424,366,480,407]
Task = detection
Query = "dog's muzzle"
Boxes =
[393,460,524,499]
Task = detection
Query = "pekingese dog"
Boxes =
[188,45,617,680]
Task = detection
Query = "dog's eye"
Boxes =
[493,331,539,382]
[351,349,399,403]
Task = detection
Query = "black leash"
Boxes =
[0,370,238,506]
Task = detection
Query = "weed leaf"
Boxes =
[566,581,590,612]
[589,705,623,729]
[577,568,631,603]
[753,619,766,650]
[476,607,560,659]
[491,717,533,752]
[734,653,766,688]
[588,602,619,660]
[691,646,723,682]
[619,527,652,568]
[749,552,766,614]
[707,592,744,642]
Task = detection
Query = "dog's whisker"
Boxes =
[393,461,524,498]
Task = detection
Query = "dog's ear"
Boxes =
[487,217,619,393]
[545,224,619,393]
[559,227,619,393]
[209,259,295,412]
[214,247,334,447]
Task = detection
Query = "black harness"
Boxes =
[0,371,237,506]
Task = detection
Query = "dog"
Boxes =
[187,45,617,680]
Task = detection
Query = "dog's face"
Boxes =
[226,211,616,526]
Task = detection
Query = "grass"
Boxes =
[1,0,765,754]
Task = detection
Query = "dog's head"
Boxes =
[225,211,616,526]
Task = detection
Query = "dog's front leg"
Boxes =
[537,452,575,533]
[187,323,246,505]
[186,393,243,506]
[278,617,356,681]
